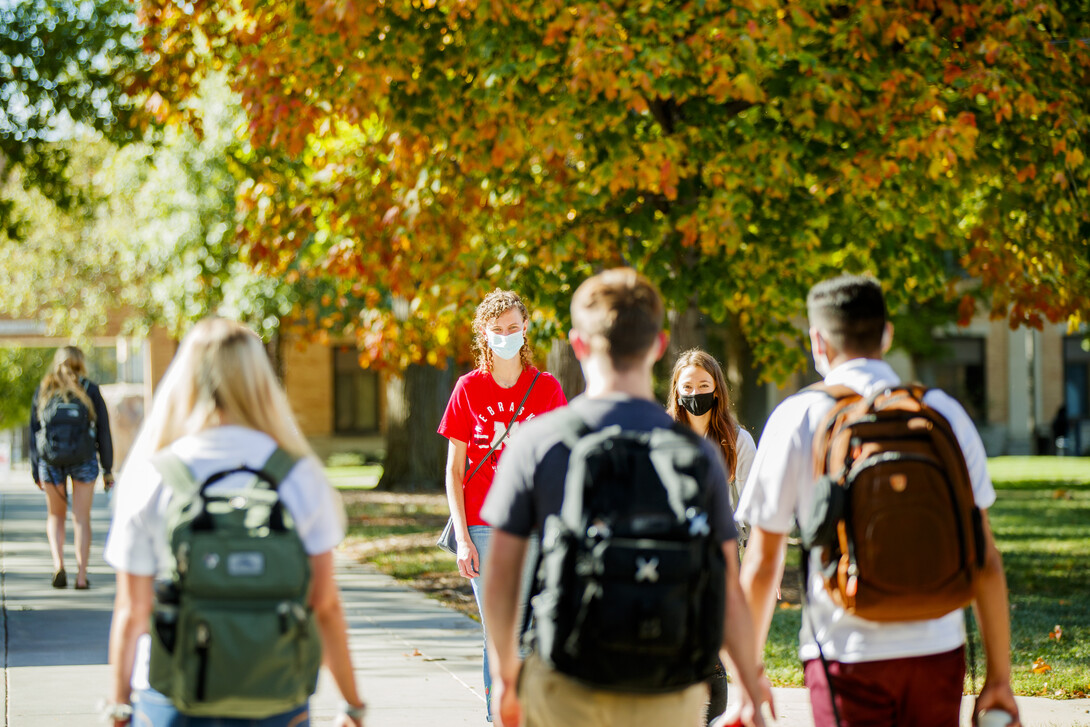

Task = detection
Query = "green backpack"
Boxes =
[148,447,322,718]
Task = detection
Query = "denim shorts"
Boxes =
[132,688,309,727]
[38,457,99,486]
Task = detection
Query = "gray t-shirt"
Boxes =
[481,394,739,544]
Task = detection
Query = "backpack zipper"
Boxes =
[195,622,211,701]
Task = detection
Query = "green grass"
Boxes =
[761,456,1090,697]
[368,550,458,579]
[324,465,383,490]
[343,496,447,539]
[984,457,1090,698]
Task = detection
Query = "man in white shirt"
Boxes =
[735,274,1020,727]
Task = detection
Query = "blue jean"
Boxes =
[468,525,540,724]
[468,525,493,722]
[38,457,99,486]
[132,689,309,727]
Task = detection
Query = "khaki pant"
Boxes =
[519,653,708,727]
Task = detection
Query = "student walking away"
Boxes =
[482,268,771,727]
[666,348,757,725]
[29,345,114,590]
[103,318,365,727]
[437,288,567,722]
[735,274,1020,727]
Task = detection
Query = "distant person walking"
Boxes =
[29,345,113,590]
[482,268,770,727]
[103,318,365,727]
[666,348,757,724]
[437,288,567,722]
[736,275,1020,727]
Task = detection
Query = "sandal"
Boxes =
[74,579,90,590]
[52,569,67,589]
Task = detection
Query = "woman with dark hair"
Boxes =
[30,345,113,590]
[667,348,756,531]
[437,289,568,722]
[667,348,756,725]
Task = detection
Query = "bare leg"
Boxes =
[70,480,95,588]
[43,483,68,574]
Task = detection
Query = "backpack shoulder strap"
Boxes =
[649,425,705,518]
[259,446,299,489]
[555,407,601,525]
[150,450,201,499]
[807,383,863,479]
[803,382,859,401]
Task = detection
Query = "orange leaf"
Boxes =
[1031,657,1052,674]
[1048,625,1063,641]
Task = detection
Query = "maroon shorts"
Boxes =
[804,646,965,727]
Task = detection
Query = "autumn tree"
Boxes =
[138,1,1089,377]
[130,0,1090,485]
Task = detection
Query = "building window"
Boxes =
[333,348,380,434]
[1062,335,1090,452]
[918,336,987,422]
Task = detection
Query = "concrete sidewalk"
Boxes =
[1,464,1088,726]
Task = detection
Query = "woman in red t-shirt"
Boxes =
[437,289,567,721]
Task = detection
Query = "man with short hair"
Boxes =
[736,274,1021,727]
[482,267,770,727]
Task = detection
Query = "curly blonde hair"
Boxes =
[472,289,532,372]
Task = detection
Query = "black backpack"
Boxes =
[36,381,97,468]
[529,411,726,692]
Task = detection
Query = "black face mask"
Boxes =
[678,392,716,417]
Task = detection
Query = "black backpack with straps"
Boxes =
[36,380,97,467]
[529,410,726,692]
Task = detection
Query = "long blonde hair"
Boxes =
[666,349,740,480]
[38,346,95,420]
[128,318,315,461]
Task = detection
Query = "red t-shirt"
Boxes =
[437,366,568,526]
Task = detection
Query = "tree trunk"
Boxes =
[546,339,585,402]
[378,363,453,491]
[665,306,706,365]
[719,315,768,440]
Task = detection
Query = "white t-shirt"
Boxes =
[104,425,345,687]
[735,358,995,663]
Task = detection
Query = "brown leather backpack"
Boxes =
[801,384,986,621]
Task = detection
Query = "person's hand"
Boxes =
[492,672,522,727]
[974,678,1021,727]
[758,668,776,720]
[332,713,364,727]
[103,472,115,492]
[333,700,365,727]
[716,666,772,727]
[456,538,480,579]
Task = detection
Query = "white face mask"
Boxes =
[488,330,524,360]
